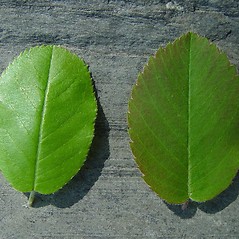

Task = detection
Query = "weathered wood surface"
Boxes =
[0,1,238,238]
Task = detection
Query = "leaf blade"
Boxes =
[128,32,239,203]
[0,45,97,194]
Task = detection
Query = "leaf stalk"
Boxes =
[28,191,35,207]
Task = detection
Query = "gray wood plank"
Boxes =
[0,1,238,238]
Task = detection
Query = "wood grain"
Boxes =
[0,1,238,238]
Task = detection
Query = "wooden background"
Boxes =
[0,0,238,238]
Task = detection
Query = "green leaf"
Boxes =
[0,46,97,204]
[128,32,239,204]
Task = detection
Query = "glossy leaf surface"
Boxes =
[128,32,239,204]
[0,46,97,195]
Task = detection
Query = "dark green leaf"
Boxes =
[128,32,239,204]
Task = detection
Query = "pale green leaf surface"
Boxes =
[0,45,97,194]
[128,32,239,204]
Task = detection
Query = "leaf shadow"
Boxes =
[165,200,198,219]
[165,172,239,218]
[28,81,110,208]
[198,172,239,213]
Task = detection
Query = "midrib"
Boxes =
[32,46,54,190]
[188,33,192,197]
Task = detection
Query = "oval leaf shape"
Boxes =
[128,32,239,204]
[0,46,97,196]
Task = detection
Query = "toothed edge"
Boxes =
[127,32,239,205]
[0,45,98,201]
